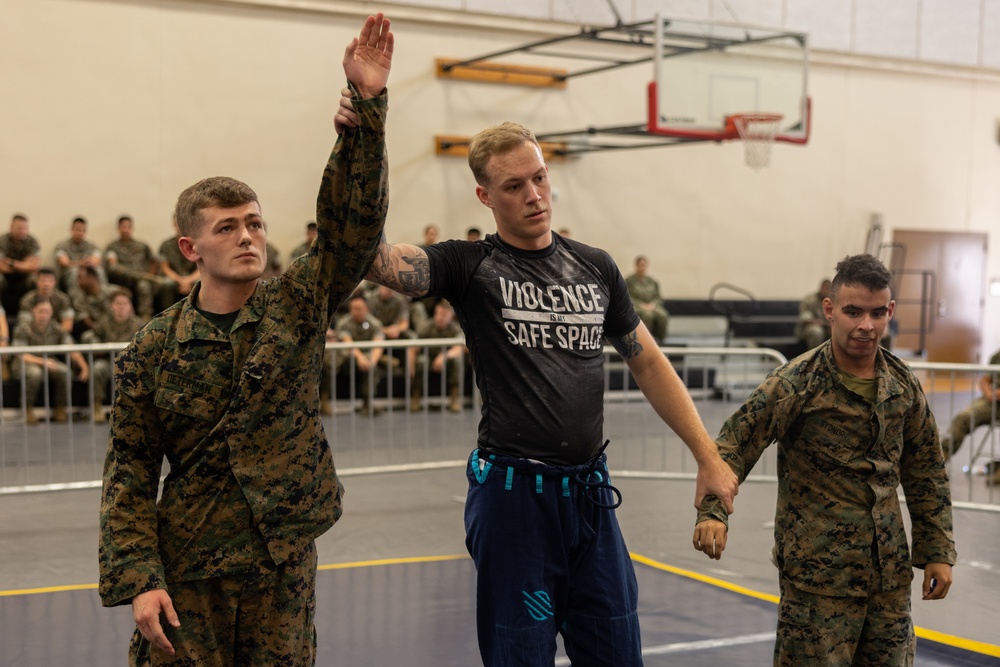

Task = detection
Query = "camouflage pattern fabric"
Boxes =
[106,238,157,274]
[368,290,409,329]
[0,233,41,262]
[775,572,914,666]
[158,237,198,276]
[941,349,1000,458]
[18,288,75,324]
[99,92,389,612]
[698,341,956,598]
[127,542,317,667]
[71,284,115,325]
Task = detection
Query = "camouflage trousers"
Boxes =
[775,573,913,666]
[942,395,997,460]
[129,541,317,666]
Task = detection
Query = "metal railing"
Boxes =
[0,342,996,510]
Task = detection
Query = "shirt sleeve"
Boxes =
[99,331,169,606]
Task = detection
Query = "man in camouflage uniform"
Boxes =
[70,265,115,340]
[694,254,955,666]
[18,267,74,333]
[409,299,465,412]
[98,13,392,666]
[625,255,669,342]
[794,277,832,349]
[158,216,201,307]
[290,221,318,260]
[83,289,144,422]
[0,213,42,320]
[331,291,386,415]
[105,215,169,318]
[54,216,105,290]
[940,347,1000,464]
[12,299,90,423]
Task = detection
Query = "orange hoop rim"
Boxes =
[724,112,784,137]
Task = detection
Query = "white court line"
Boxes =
[553,631,775,665]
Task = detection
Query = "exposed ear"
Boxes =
[475,185,493,209]
[822,297,834,321]
[177,236,200,264]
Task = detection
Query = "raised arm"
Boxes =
[609,322,738,513]
[312,13,394,315]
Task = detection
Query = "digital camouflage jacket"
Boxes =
[699,341,956,597]
[99,93,389,607]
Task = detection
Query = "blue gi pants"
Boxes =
[464,448,642,667]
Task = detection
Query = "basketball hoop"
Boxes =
[727,113,784,171]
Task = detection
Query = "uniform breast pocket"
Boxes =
[155,372,226,423]
[798,416,859,465]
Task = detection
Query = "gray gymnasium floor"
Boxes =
[2,403,999,665]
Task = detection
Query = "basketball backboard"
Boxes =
[648,16,810,145]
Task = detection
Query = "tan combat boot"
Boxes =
[448,386,462,413]
[409,384,422,412]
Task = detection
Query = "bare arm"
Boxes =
[366,235,430,297]
[609,322,738,514]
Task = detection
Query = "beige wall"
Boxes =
[2,0,998,355]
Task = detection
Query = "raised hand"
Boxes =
[343,13,394,99]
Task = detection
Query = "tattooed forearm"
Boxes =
[365,235,430,295]
[609,330,644,360]
[399,256,429,292]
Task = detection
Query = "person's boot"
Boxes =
[25,407,38,425]
[410,385,422,412]
[93,400,106,423]
[53,407,68,423]
[987,462,1000,487]
[448,386,462,413]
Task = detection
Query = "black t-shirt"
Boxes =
[425,233,639,464]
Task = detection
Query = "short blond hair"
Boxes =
[467,122,540,186]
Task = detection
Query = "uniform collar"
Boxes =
[175,281,267,342]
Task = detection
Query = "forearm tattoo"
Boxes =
[609,330,643,360]
[399,256,429,292]
[369,234,430,294]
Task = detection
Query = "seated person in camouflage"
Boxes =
[290,221,318,260]
[54,216,105,291]
[329,291,386,415]
[409,299,465,412]
[98,13,392,665]
[12,299,90,424]
[70,265,114,341]
[0,213,42,321]
[83,289,144,422]
[694,254,954,666]
[158,215,201,305]
[19,267,74,333]
[625,255,669,342]
[104,215,169,318]
[940,347,1000,462]
[794,278,832,349]
[262,241,283,279]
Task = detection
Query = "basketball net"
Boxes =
[730,113,783,171]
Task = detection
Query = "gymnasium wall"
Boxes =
[2,0,999,354]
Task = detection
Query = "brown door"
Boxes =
[889,230,986,363]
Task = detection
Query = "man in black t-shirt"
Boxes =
[337,101,739,665]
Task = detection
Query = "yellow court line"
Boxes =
[0,583,97,597]
[318,554,470,571]
[631,552,1000,658]
[5,552,999,658]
